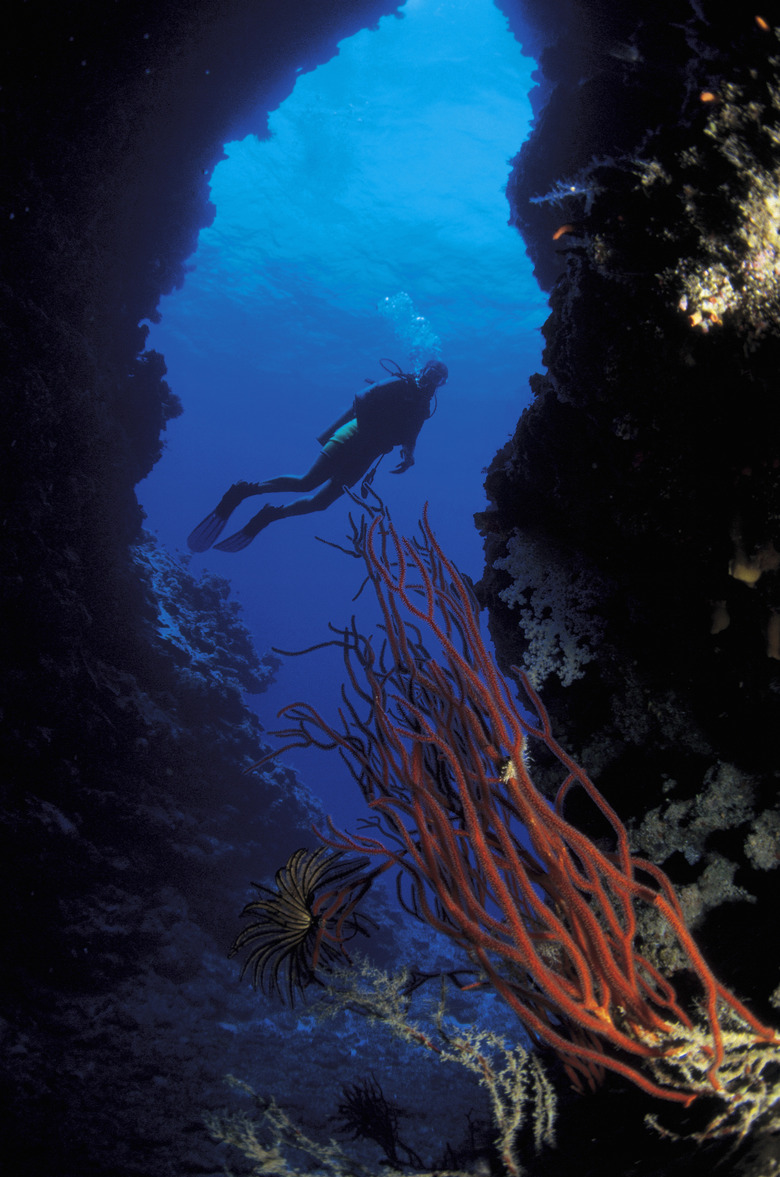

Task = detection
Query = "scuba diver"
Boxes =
[187,359,448,553]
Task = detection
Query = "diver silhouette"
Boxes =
[187,359,448,553]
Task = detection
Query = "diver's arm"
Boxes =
[390,411,426,473]
[315,405,356,446]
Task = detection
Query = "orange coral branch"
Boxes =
[261,504,777,1103]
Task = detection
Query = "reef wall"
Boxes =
[2,2,403,1173]
[480,5,780,1152]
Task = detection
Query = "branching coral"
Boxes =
[322,961,557,1177]
[210,963,556,1177]
[206,1075,412,1177]
[492,529,610,687]
[246,503,780,1139]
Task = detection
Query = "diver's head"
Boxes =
[418,360,448,392]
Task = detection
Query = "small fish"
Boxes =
[608,41,642,65]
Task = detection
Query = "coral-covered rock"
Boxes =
[479,12,780,1133]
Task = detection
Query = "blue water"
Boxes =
[139,0,547,823]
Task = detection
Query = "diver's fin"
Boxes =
[213,504,279,553]
[213,527,257,553]
[186,481,262,552]
[187,511,229,552]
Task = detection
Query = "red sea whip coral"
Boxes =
[252,502,778,1128]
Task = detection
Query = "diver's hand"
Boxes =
[390,452,414,474]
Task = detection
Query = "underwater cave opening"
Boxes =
[138,0,547,823]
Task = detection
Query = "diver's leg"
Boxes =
[188,454,332,551]
[213,482,344,553]
[273,480,345,518]
[268,447,378,522]
[252,452,331,494]
[213,443,375,553]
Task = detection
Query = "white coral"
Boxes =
[493,532,607,688]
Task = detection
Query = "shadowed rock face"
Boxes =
[480,3,780,1127]
[3,1,780,1174]
[2,3,401,1173]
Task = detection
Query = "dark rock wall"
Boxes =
[2,2,401,1173]
[480,3,780,1128]
[500,0,697,290]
